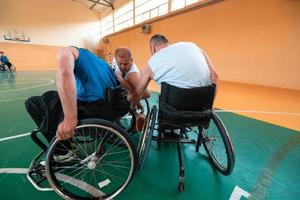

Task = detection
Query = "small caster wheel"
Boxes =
[178,182,185,192]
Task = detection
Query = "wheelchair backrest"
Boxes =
[159,82,216,111]
[105,85,126,104]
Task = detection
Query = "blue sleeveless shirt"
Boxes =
[74,48,117,102]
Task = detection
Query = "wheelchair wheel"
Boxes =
[201,112,235,175]
[137,105,157,169]
[10,64,16,71]
[45,118,138,200]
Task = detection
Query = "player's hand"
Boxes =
[56,117,77,140]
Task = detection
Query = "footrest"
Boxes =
[27,151,52,191]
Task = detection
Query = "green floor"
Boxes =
[0,71,299,200]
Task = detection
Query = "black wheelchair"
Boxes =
[153,82,235,191]
[0,62,16,72]
[27,93,157,199]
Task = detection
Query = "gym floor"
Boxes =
[0,71,299,200]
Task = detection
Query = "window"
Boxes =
[171,0,199,11]
[114,1,134,32]
[101,14,113,36]
[100,0,211,36]
[135,0,168,24]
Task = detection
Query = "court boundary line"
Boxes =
[0,132,31,142]
[0,97,28,103]
[215,110,300,116]
[0,78,54,93]
[0,168,105,197]
[0,168,28,174]
[0,81,51,86]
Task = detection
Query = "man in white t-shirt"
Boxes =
[112,47,150,131]
[112,47,140,94]
[129,34,218,108]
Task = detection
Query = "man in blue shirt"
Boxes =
[0,51,12,70]
[25,47,130,142]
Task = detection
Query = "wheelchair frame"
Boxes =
[27,104,157,200]
[152,82,235,191]
[0,62,16,72]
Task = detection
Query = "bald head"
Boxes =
[114,47,133,73]
[115,48,132,60]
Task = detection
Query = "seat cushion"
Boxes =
[159,101,212,127]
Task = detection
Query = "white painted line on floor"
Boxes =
[0,79,54,93]
[57,173,105,197]
[215,110,300,116]
[0,168,106,197]
[229,186,250,200]
[0,168,28,174]
[0,81,49,86]
[11,71,55,75]
[0,132,31,142]
[0,97,27,103]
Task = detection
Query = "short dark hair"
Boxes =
[114,47,132,59]
[0,51,3,54]
[150,34,169,46]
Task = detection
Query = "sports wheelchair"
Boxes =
[153,82,235,191]
[0,62,16,72]
[27,94,157,199]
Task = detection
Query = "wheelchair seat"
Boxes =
[155,82,235,191]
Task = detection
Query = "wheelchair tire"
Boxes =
[45,118,138,200]
[201,112,235,175]
[137,105,157,169]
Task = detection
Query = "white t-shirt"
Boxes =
[148,42,211,88]
[111,58,140,79]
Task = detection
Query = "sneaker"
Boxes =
[54,151,77,163]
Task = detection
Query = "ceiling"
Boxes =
[74,0,115,13]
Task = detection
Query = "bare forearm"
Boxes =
[120,78,134,94]
[57,72,77,120]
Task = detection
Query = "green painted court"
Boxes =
[0,71,299,200]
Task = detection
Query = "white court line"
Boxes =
[0,81,50,86]
[229,186,250,200]
[215,110,300,116]
[0,97,27,103]
[0,168,105,197]
[0,168,28,174]
[57,173,105,197]
[0,78,54,93]
[11,71,55,75]
[0,132,31,142]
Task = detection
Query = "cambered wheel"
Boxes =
[137,106,157,169]
[45,118,138,200]
[201,112,235,175]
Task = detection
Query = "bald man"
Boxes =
[112,47,150,131]
[112,47,150,100]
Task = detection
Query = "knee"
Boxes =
[25,96,44,113]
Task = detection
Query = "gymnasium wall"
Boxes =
[0,0,101,70]
[103,0,300,90]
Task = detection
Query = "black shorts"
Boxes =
[25,90,130,142]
